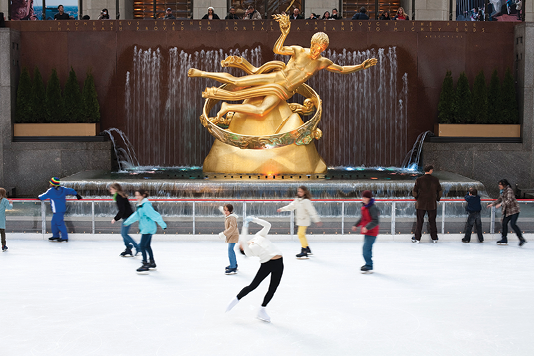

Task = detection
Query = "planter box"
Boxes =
[435,124,521,137]
[14,123,99,137]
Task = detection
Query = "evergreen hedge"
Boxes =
[472,70,488,124]
[45,69,65,123]
[437,71,456,124]
[487,70,502,124]
[82,70,100,123]
[15,67,100,124]
[31,67,47,123]
[64,67,84,122]
[15,68,33,123]
[455,72,472,124]
[501,68,519,124]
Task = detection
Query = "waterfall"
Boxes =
[307,46,408,167]
[102,128,140,171]
[124,46,407,168]
[401,130,433,170]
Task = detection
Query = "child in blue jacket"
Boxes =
[462,187,484,243]
[124,189,167,274]
[38,177,82,242]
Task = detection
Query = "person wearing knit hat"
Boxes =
[352,190,380,273]
[38,177,83,242]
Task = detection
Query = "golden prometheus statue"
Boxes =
[188,14,377,175]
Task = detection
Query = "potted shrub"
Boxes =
[14,67,100,137]
[436,69,520,138]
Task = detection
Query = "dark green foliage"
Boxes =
[45,69,65,123]
[437,71,456,124]
[455,72,472,124]
[501,68,519,124]
[487,70,502,124]
[82,70,100,123]
[16,67,33,123]
[31,67,47,123]
[472,70,488,124]
[64,67,84,122]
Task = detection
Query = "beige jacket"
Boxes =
[222,213,239,243]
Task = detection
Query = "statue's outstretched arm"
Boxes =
[326,58,378,74]
[272,14,294,56]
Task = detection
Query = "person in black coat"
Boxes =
[225,7,240,20]
[202,7,220,20]
[109,183,139,257]
[412,164,442,243]
[352,7,369,20]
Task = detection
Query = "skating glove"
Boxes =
[218,206,224,214]
[218,232,226,240]
[76,194,83,200]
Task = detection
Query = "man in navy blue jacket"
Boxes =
[462,187,484,243]
[39,177,82,242]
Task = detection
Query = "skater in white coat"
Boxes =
[225,217,283,322]
[277,186,322,258]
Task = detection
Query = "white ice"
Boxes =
[1,237,533,356]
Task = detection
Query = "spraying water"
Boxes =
[102,128,140,171]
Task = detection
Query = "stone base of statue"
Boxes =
[202,98,327,174]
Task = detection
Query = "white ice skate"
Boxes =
[257,307,271,322]
[225,297,239,312]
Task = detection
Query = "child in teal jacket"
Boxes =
[124,190,167,274]
[0,188,13,252]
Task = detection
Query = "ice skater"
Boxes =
[109,183,139,257]
[0,188,13,252]
[124,189,167,274]
[352,190,380,273]
[487,179,527,246]
[277,186,322,258]
[226,217,283,322]
[462,187,484,243]
[218,204,239,275]
[38,177,82,242]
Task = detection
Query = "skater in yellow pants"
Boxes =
[277,186,322,259]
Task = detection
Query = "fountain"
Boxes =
[61,18,487,199]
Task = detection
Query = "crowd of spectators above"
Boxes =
[44,5,410,21]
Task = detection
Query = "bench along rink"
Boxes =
[1,239,533,356]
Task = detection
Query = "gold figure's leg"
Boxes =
[188,68,279,87]
[218,95,280,120]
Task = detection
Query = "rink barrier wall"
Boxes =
[5,198,534,240]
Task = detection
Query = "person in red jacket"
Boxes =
[352,190,380,273]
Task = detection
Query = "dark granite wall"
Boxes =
[6,19,517,167]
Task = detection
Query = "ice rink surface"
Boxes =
[1,238,533,356]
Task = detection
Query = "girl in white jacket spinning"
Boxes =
[225,217,283,322]
[277,186,322,258]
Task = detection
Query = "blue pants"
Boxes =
[52,212,68,240]
[121,222,139,250]
[363,235,377,269]
[228,243,237,268]
[140,234,154,262]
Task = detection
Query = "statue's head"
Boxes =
[310,32,329,58]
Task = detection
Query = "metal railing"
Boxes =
[6,198,534,237]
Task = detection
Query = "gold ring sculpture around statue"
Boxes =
[200,82,323,150]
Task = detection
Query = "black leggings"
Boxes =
[237,257,284,307]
